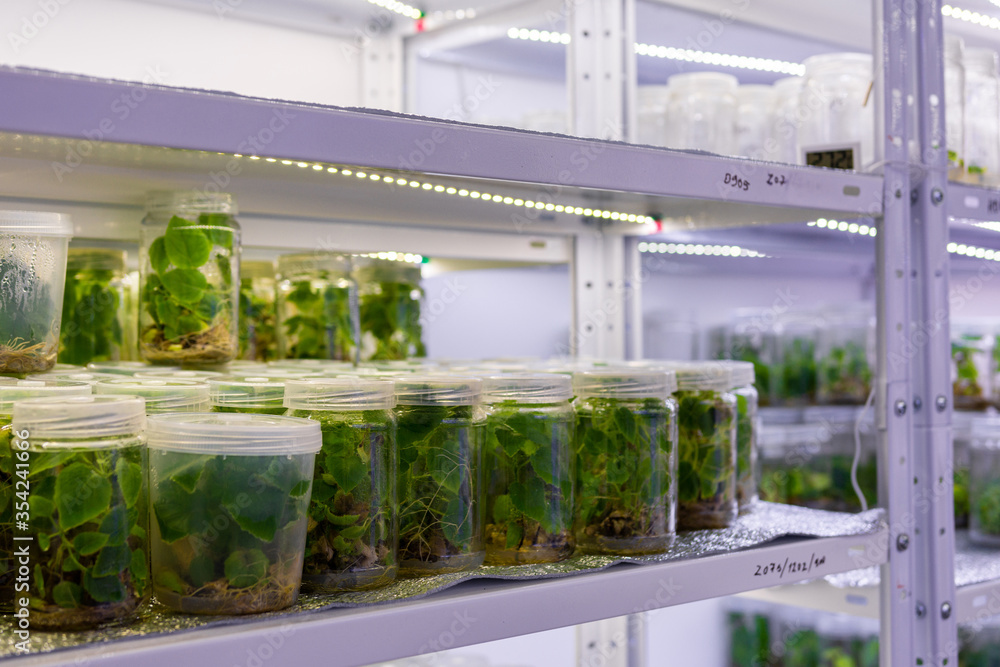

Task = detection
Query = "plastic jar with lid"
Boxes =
[721,308,778,407]
[798,53,875,170]
[758,420,825,506]
[0,211,74,374]
[736,84,777,159]
[665,72,738,155]
[353,257,425,361]
[720,361,759,514]
[276,252,357,361]
[963,48,1000,184]
[0,379,91,612]
[773,314,820,406]
[239,260,277,362]
[801,406,878,511]
[87,361,176,376]
[636,85,671,147]
[60,248,128,366]
[670,363,738,529]
[139,191,241,366]
[25,370,121,385]
[394,376,486,575]
[147,412,320,613]
[953,411,975,529]
[210,376,288,415]
[133,369,225,381]
[945,35,966,178]
[284,378,397,591]
[481,373,575,564]
[94,378,210,413]
[572,369,677,554]
[951,322,994,411]
[770,76,804,164]
[816,304,874,405]
[969,416,1000,545]
[12,394,146,629]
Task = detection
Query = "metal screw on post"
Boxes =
[895,400,907,416]
[931,188,944,205]
[916,603,927,618]
[941,602,952,619]
[897,534,910,551]
[935,395,948,412]
[914,396,922,412]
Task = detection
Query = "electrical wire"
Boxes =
[852,387,876,512]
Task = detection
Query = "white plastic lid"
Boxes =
[572,368,677,400]
[276,252,351,278]
[0,379,92,414]
[94,378,210,413]
[394,375,482,406]
[803,405,873,428]
[0,210,73,237]
[87,361,179,376]
[716,360,755,388]
[667,71,739,91]
[146,412,321,455]
[25,371,122,385]
[284,378,396,410]
[663,362,731,392]
[145,191,236,215]
[232,367,325,380]
[209,376,286,409]
[482,373,572,404]
[134,369,226,380]
[267,359,355,370]
[803,52,872,76]
[13,395,145,441]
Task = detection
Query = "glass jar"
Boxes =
[94,378,210,414]
[724,361,759,514]
[276,252,357,361]
[952,324,993,411]
[970,416,1000,545]
[147,413,320,614]
[758,421,825,506]
[736,84,777,159]
[963,48,1000,185]
[354,257,425,361]
[284,378,398,591]
[121,269,141,362]
[482,373,575,564]
[12,395,146,629]
[637,85,670,147]
[572,369,677,553]
[670,363,737,530]
[798,53,875,170]
[239,260,277,362]
[665,72,738,155]
[60,248,128,366]
[0,211,74,374]
[394,376,486,575]
[945,35,966,178]
[770,76,804,164]
[139,191,241,366]
[816,304,874,405]
[953,411,974,529]
[0,379,91,613]
[210,376,287,415]
[773,314,819,406]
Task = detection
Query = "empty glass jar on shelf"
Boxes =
[798,53,875,170]
[666,72,738,156]
[736,85,776,160]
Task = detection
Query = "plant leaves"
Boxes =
[83,570,126,603]
[165,222,212,269]
[290,479,311,497]
[52,581,83,609]
[55,463,112,530]
[29,495,55,518]
[224,549,268,589]
[155,570,185,595]
[100,505,129,546]
[71,531,109,556]
[189,554,216,588]
[161,269,208,306]
[116,458,143,509]
[326,452,367,494]
[93,543,132,577]
[492,494,512,523]
[505,522,523,550]
[149,236,169,274]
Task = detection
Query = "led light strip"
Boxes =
[947,242,1000,260]
[365,0,422,19]
[975,221,1000,233]
[807,219,878,237]
[506,28,571,44]
[942,4,1000,29]
[638,241,768,258]
[355,251,424,264]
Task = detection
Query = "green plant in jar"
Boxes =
[728,609,771,667]
[276,253,357,361]
[239,260,277,362]
[148,413,320,614]
[818,340,872,405]
[953,336,989,409]
[776,336,817,405]
[285,379,397,591]
[354,258,425,361]
[59,249,127,366]
[483,375,575,565]
[14,395,147,630]
[209,376,287,416]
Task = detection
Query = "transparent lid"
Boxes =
[146,412,321,455]
[394,375,482,406]
[572,368,677,400]
[241,260,275,280]
[94,378,211,413]
[134,369,226,381]
[773,76,804,95]
[13,395,145,441]
[51,364,86,372]
[277,252,351,279]
[353,257,422,285]
[667,71,738,92]
[663,362,731,392]
[953,409,977,440]
[965,47,999,76]
[284,378,396,410]
[237,367,326,380]
[802,52,873,77]
[482,373,573,404]
[226,360,271,372]
[737,84,776,104]
[267,359,354,372]
[209,376,286,409]
[25,371,122,385]
[717,360,755,388]
[67,247,126,272]
[0,379,92,414]
[145,191,236,215]
[0,210,73,237]
[87,361,179,376]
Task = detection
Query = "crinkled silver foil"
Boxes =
[824,566,882,589]
[0,502,884,659]
[954,531,1000,588]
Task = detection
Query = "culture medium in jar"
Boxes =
[798,53,875,170]
[147,413,320,614]
[139,191,241,365]
[94,378,210,414]
[12,395,147,629]
[239,260,277,362]
[60,248,129,366]
[665,72,738,155]
[572,369,678,554]
[394,376,486,575]
[276,252,358,361]
[969,417,1000,546]
[210,376,287,415]
[353,256,425,361]
[284,378,398,591]
[482,373,575,564]
[721,361,759,514]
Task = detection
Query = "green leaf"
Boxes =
[53,581,83,609]
[505,522,523,550]
[29,495,55,518]
[149,236,169,274]
[613,407,639,442]
[28,451,76,477]
[189,554,216,588]
[156,297,180,329]
[155,570,185,595]
[326,452,367,494]
[55,463,112,530]
[510,477,547,524]
[339,524,366,540]
[93,543,131,577]
[290,479,310,497]
[72,531,109,556]
[231,513,278,542]
[153,481,192,544]
[161,269,208,306]
[130,548,148,589]
[165,223,212,269]
[34,564,45,598]
[325,511,360,526]
[37,532,50,551]
[100,505,129,546]
[224,549,269,589]
[83,570,126,603]
[116,459,143,509]
[492,494,513,523]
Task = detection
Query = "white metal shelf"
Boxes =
[948,182,1000,224]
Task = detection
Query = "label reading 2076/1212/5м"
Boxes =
[754,553,827,580]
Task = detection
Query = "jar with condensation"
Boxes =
[94,378,210,414]
[210,376,287,415]
[276,253,357,362]
[770,76,804,164]
[736,85,777,159]
[723,361,758,514]
[945,35,966,178]
[284,378,398,591]
[12,395,147,629]
[969,416,1000,545]
[353,257,425,361]
[665,72,738,155]
[637,85,670,147]
[964,48,1000,185]
[572,369,677,554]
[139,192,240,366]
[239,260,277,362]
[0,379,91,613]
[482,374,575,564]
[798,53,875,170]
[60,248,128,366]
[394,376,486,575]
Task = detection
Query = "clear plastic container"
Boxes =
[60,248,128,366]
[239,260,277,362]
[798,53,875,170]
[816,304,874,405]
[952,324,994,411]
[572,369,677,553]
[945,35,966,178]
[121,269,141,362]
[87,361,177,376]
[210,376,287,415]
[11,395,146,629]
[773,314,819,406]
[723,361,759,514]
[0,379,91,613]
[139,192,241,365]
[970,416,1000,545]
[770,76,804,164]
[354,258,425,361]
[719,308,778,407]
[25,370,121,385]
[0,211,74,374]
[637,85,670,147]
[276,252,357,361]
[394,376,486,575]
[665,72,738,155]
[284,378,398,591]
[94,378,210,413]
[147,412,321,614]
[963,48,1000,185]
[953,410,974,529]
[736,84,777,159]
[482,374,575,564]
